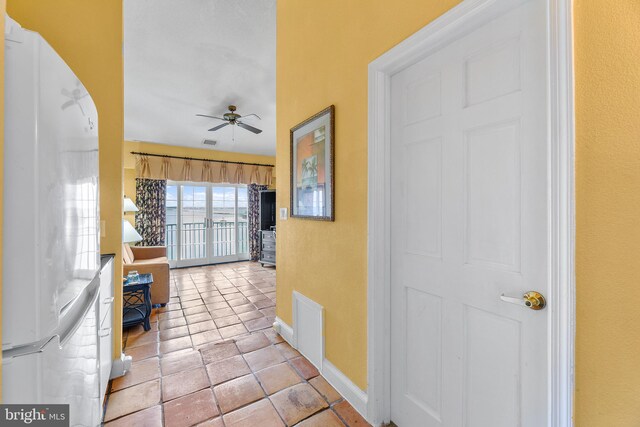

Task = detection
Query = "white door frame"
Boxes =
[366,0,575,425]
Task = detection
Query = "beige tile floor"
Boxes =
[104,261,371,427]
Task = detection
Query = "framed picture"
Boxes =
[290,105,335,221]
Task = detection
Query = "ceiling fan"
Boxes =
[196,105,262,134]
[61,80,89,116]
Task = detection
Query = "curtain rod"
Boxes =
[131,151,274,168]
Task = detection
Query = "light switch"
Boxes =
[280,207,288,220]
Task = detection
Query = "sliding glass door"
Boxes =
[165,182,249,268]
[180,185,208,265]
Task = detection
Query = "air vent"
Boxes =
[203,139,217,146]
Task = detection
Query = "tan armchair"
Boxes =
[122,244,170,306]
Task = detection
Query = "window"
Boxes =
[166,185,178,260]
[165,182,249,267]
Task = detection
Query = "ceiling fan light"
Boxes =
[199,105,262,134]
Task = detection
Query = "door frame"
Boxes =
[366,0,575,425]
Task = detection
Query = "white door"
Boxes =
[178,184,209,267]
[210,185,250,263]
[390,1,548,426]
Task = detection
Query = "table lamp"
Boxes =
[122,219,143,243]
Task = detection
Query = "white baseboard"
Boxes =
[272,314,370,423]
[273,317,294,345]
[322,358,369,419]
[110,353,132,379]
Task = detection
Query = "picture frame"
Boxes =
[290,105,335,221]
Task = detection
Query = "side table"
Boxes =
[123,273,153,331]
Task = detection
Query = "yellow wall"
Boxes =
[278,1,640,423]
[7,1,125,358]
[574,1,640,425]
[276,0,462,390]
[0,0,6,400]
[124,140,275,220]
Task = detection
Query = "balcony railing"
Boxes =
[166,221,248,261]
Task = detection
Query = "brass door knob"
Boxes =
[523,291,546,310]
[500,291,546,310]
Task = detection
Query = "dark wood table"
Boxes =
[122,273,153,331]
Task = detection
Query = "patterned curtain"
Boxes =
[248,184,268,260]
[135,178,167,246]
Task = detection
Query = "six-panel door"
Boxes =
[390,1,549,426]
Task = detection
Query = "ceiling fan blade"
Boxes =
[196,114,225,121]
[241,113,262,121]
[61,100,75,110]
[208,122,230,132]
[237,122,263,134]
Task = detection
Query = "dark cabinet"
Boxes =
[260,230,276,267]
[259,190,276,230]
[259,190,276,267]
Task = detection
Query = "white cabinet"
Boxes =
[99,255,114,405]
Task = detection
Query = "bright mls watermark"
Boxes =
[0,405,69,426]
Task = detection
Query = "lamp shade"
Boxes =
[123,197,139,213]
[122,219,143,243]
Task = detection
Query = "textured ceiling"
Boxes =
[124,0,276,156]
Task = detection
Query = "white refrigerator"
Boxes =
[2,16,102,426]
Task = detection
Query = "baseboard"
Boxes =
[322,358,369,419]
[272,315,370,423]
[110,353,132,379]
[273,317,294,345]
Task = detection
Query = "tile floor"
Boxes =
[104,261,371,427]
